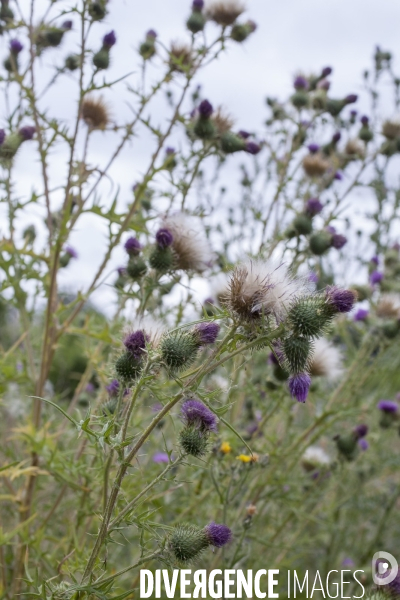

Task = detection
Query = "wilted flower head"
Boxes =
[288,372,311,403]
[370,270,383,285]
[123,330,147,360]
[376,293,400,319]
[226,259,308,322]
[192,322,220,345]
[377,400,398,413]
[10,39,23,54]
[169,43,194,73]
[103,30,116,48]
[155,228,174,248]
[309,338,342,380]
[18,126,36,141]
[124,236,142,256]
[81,96,110,130]
[205,0,245,26]
[211,108,234,134]
[181,398,218,432]
[204,522,232,547]
[302,445,331,471]
[161,212,214,273]
[325,286,357,313]
[302,153,330,177]
[305,197,323,216]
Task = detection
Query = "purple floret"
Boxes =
[10,39,23,54]
[377,400,398,413]
[198,99,213,118]
[181,398,218,432]
[354,308,368,321]
[194,322,220,345]
[205,522,232,547]
[65,245,78,258]
[153,452,170,464]
[370,270,383,285]
[146,29,157,39]
[117,266,127,276]
[246,141,261,155]
[307,143,320,154]
[331,233,347,249]
[106,379,120,396]
[18,126,36,141]
[332,131,341,143]
[308,271,319,283]
[305,197,323,216]
[371,255,379,265]
[238,130,250,139]
[192,0,204,9]
[354,424,368,438]
[361,115,369,126]
[294,75,309,90]
[321,66,332,77]
[358,438,369,451]
[288,372,311,403]
[326,286,356,313]
[124,330,147,359]
[0,129,5,146]
[124,236,142,256]
[103,30,116,48]
[344,94,358,104]
[62,20,73,30]
[155,228,174,248]
[334,171,343,181]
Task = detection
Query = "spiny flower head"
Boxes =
[103,30,116,48]
[147,29,157,39]
[354,308,368,321]
[294,75,309,90]
[305,197,323,216]
[155,228,174,248]
[10,39,23,54]
[353,424,368,438]
[124,236,142,256]
[288,372,311,403]
[181,398,218,432]
[192,321,220,345]
[377,400,398,413]
[344,94,358,104]
[204,522,232,547]
[18,126,36,141]
[81,96,110,130]
[161,212,214,273]
[123,330,147,360]
[65,245,78,258]
[370,270,384,285]
[325,286,357,313]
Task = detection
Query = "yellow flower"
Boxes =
[236,453,259,463]
[220,441,232,454]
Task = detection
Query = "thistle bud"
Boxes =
[115,352,142,382]
[160,332,199,371]
[115,267,127,289]
[283,336,313,373]
[334,432,358,461]
[377,400,398,428]
[65,54,80,71]
[0,2,14,21]
[292,214,313,236]
[93,48,110,70]
[230,20,257,43]
[220,131,246,153]
[291,90,309,109]
[23,225,36,244]
[88,0,108,20]
[149,245,174,271]
[309,231,333,255]
[169,524,209,563]
[193,100,216,140]
[288,296,331,337]
[126,256,147,279]
[139,30,157,60]
[59,246,78,267]
[186,10,206,33]
[179,426,208,457]
[124,236,142,257]
[325,98,346,117]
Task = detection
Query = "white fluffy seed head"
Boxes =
[302,445,331,471]
[162,212,214,273]
[376,293,400,319]
[208,272,230,305]
[225,258,310,322]
[308,338,343,380]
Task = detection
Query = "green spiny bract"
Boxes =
[0,3,14,20]
[309,230,332,256]
[291,90,309,109]
[230,22,253,42]
[88,0,107,20]
[65,54,80,71]
[325,98,345,116]
[127,256,147,279]
[169,524,209,563]
[36,28,66,51]
[115,352,142,382]
[220,131,247,153]
[149,246,174,272]
[93,48,110,70]
[179,426,208,457]
[0,133,23,163]
[334,433,358,461]
[102,398,118,416]
[193,117,216,140]
[3,55,18,73]
[359,125,373,143]
[283,336,313,373]
[186,11,206,33]
[292,214,313,236]
[160,332,199,372]
[288,296,332,337]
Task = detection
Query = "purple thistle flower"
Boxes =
[155,228,174,248]
[153,452,170,464]
[146,29,157,39]
[342,558,355,567]
[204,522,232,547]
[331,233,347,249]
[18,126,36,141]
[165,146,175,155]
[106,379,120,396]
[246,20,257,32]
[288,373,311,403]
[204,297,215,306]
[350,110,357,117]
[332,131,341,143]
[308,271,319,283]
[325,286,356,313]
[85,382,95,393]
[238,130,251,139]
[361,115,369,126]
[370,270,383,285]
[103,30,116,48]
[117,266,127,276]
[62,20,73,30]
[371,255,379,265]
[334,171,343,181]
[306,197,323,216]
[358,438,369,451]
[0,129,5,146]
[65,245,78,258]
[198,99,213,118]
[181,398,218,432]
[192,0,204,9]
[317,79,330,91]
[354,308,369,321]
[124,330,147,359]
[294,75,308,90]
[193,322,220,345]
[354,424,368,438]
[344,94,358,104]
[377,400,398,413]
[321,66,332,77]
[307,143,320,154]
[10,39,23,54]
[246,141,261,155]
[124,236,142,256]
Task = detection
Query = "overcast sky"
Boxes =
[5,0,400,315]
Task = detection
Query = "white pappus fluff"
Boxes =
[162,212,214,273]
[309,337,343,380]
[302,445,331,471]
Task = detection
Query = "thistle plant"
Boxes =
[0,1,400,598]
